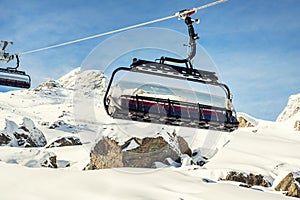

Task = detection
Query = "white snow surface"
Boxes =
[0,68,299,199]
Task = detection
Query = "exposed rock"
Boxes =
[12,131,37,147]
[48,120,77,133]
[68,69,107,97]
[123,136,179,168]
[275,172,300,198]
[41,153,58,168]
[294,120,300,131]
[239,183,251,188]
[89,137,123,169]
[34,80,62,91]
[40,121,50,126]
[177,136,192,156]
[58,110,70,118]
[0,133,11,145]
[0,118,47,147]
[49,120,66,129]
[191,149,208,166]
[46,136,82,148]
[89,135,192,169]
[20,117,47,147]
[224,171,270,187]
[238,116,254,128]
[277,94,300,122]
[33,80,64,96]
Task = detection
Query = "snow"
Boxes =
[57,67,81,89]
[5,118,19,132]
[0,162,289,200]
[122,139,140,151]
[23,117,35,130]
[0,147,56,168]
[0,68,299,199]
[2,119,20,146]
[205,126,300,180]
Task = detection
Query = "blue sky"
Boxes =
[0,0,299,121]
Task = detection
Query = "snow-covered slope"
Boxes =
[0,69,299,200]
[0,68,107,170]
[0,162,289,200]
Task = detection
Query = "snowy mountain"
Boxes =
[0,67,107,170]
[277,94,300,122]
[0,68,300,199]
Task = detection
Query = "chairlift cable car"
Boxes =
[103,8,239,132]
[0,41,31,89]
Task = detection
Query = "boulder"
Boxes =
[89,134,192,169]
[275,172,300,198]
[122,136,179,168]
[46,136,82,148]
[40,152,58,168]
[0,118,47,147]
[20,117,47,147]
[12,131,37,147]
[89,136,123,169]
[224,171,270,187]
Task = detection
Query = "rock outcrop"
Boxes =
[237,113,258,128]
[238,116,254,128]
[0,118,47,147]
[275,172,300,198]
[277,94,300,122]
[46,136,82,148]
[224,171,270,187]
[89,134,192,170]
[62,68,106,97]
[89,137,123,169]
[34,80,62,91]
[122,136,180,168]
[34,80,63,96]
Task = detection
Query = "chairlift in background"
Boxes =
[0,40,31,89]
